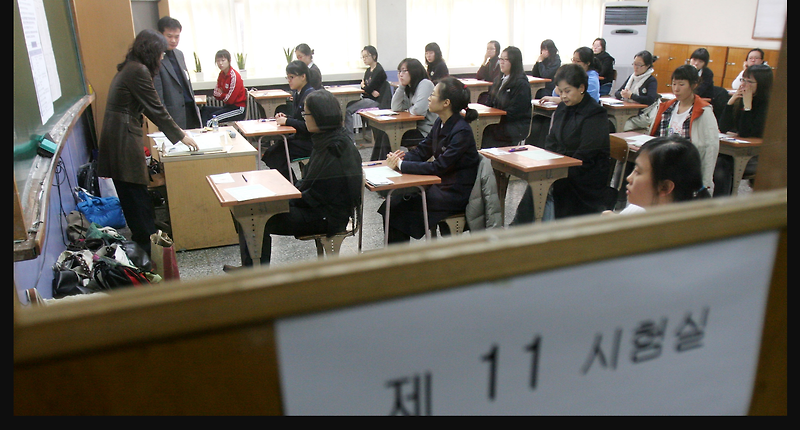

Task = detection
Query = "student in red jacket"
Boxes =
[200,49,247,126]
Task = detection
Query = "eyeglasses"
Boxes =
[632,63,647,68]
[498,57,509,62]
[398,69,409,74]
[742,78,757,84]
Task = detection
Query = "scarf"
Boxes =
[624,68,654,96]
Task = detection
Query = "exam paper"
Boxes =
[517,149,563,161]
[626,135,655,147]
[225,184,276,201]
[209,173,235,184]
[364,166,401,186]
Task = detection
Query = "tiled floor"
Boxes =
[174,136,531,281]
[174,134,754,282]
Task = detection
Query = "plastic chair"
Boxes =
[296,172,365,256]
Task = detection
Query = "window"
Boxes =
[170,0,369,80]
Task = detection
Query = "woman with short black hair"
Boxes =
[424,42,449,84]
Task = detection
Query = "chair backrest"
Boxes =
[608,135,630,191]
[376,80,394,110]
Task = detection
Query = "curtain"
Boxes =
[170,0,369,79]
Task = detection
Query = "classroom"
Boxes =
[14,0,786,415]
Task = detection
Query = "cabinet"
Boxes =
[652,42,779,94]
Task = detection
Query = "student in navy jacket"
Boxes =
[380,77,481,243]
[481,46,532,148]
[425,42,449,84]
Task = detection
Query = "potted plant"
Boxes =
[283,47,295,64]
[235,52,247,79]
[193,52,203,82]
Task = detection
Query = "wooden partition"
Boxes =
[14,187,786,415]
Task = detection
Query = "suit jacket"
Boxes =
[153,48,200,129]
[97,61,185,186]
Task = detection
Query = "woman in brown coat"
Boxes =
[97,29,197,255]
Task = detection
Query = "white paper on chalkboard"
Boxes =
[753,0,786,40]
[276,231,779,415]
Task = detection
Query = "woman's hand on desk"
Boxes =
[541,96,561,104]
[275,112,288,126]
[386,150,405,170]
[181,134,199,151]
[619,89,633,100]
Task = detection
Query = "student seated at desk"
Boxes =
[225,90,362,270]
[648,64,719,195]
[592,38,615,96]
[200,49,247,127]
[731,48,767,90]
[262,60,317,181]
[512,64,611,224]
[714,64,772,196]
[530,39,561,99]
[345,45,389,143]
[541,47,601,104]
[614,50,659,132]
[370,58,437,160]
[476,40,502,104]
[481,46,532,148]
[689,48,714,100]
[380,77,481,243]
[606,135,711,215]
[425,42,449,85]
[295,43,323,90]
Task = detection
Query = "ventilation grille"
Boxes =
[604,6,648,25]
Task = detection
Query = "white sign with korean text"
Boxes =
[275,231,778,415]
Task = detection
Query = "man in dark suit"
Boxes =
[153,16,201,129]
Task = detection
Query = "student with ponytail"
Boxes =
[380,77,481,243]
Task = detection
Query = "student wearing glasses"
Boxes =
[476,40,503,105]
[370,58,437,160]
[344,45,388,143]
[614,50,659,131]
[261,60,317,181]
[481,46,532,148]
[542,47,601,104]
[731,48,767,90]
[714,64,773,196]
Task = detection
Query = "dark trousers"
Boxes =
[233,210,329,266]
[370,129,424,161]
[200,105,246,126]
[114,180,156,256]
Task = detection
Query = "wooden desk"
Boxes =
[206,169,301,266]
[532,99,559,118]
[358,110,424,153]
[157,126,258,250]
[719,132,763,196]
[600,97,648,133]
[461,78,493,103]
[362,161,441,245]
[479,145,582,224]
[527,76,551,99]
[325,85,364,122]
[234,119,296,167]
[250,89,291,118]
[194,94,207,106]
[468,103,505,148]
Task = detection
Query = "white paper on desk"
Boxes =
[600,99,624,106]
[164,131,226,155]
[370,109,398,116]
[719,133,748,143]
[517,149,563,161]
[225,184,276,201]
[480,148,505,156]
[209,173,235,184]
[626,135,656,147]
[364,166,400,185]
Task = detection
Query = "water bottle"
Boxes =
[211,115,219,131]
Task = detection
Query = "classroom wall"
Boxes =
[646,0,782,51]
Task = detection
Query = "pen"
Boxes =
[242,174,248,182]
[509,147,528,152]
[364,162,381,166]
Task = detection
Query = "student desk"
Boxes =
[325,85,365,122]
[468,103,505,148]
[719,132,763,196]
[461,78,493,103]
[234,119,296,166]
[206,169,301,266]
[362,160,441,245]
[157,126,259,250]
[250,89,292,118]
[194,94,207,106]
[358,110,425,153]
[527,76,551,100]
[532,99,559,118]
[600,97,648,133]
[479,145,582,224]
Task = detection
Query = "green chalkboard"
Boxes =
[14,0,86,196]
